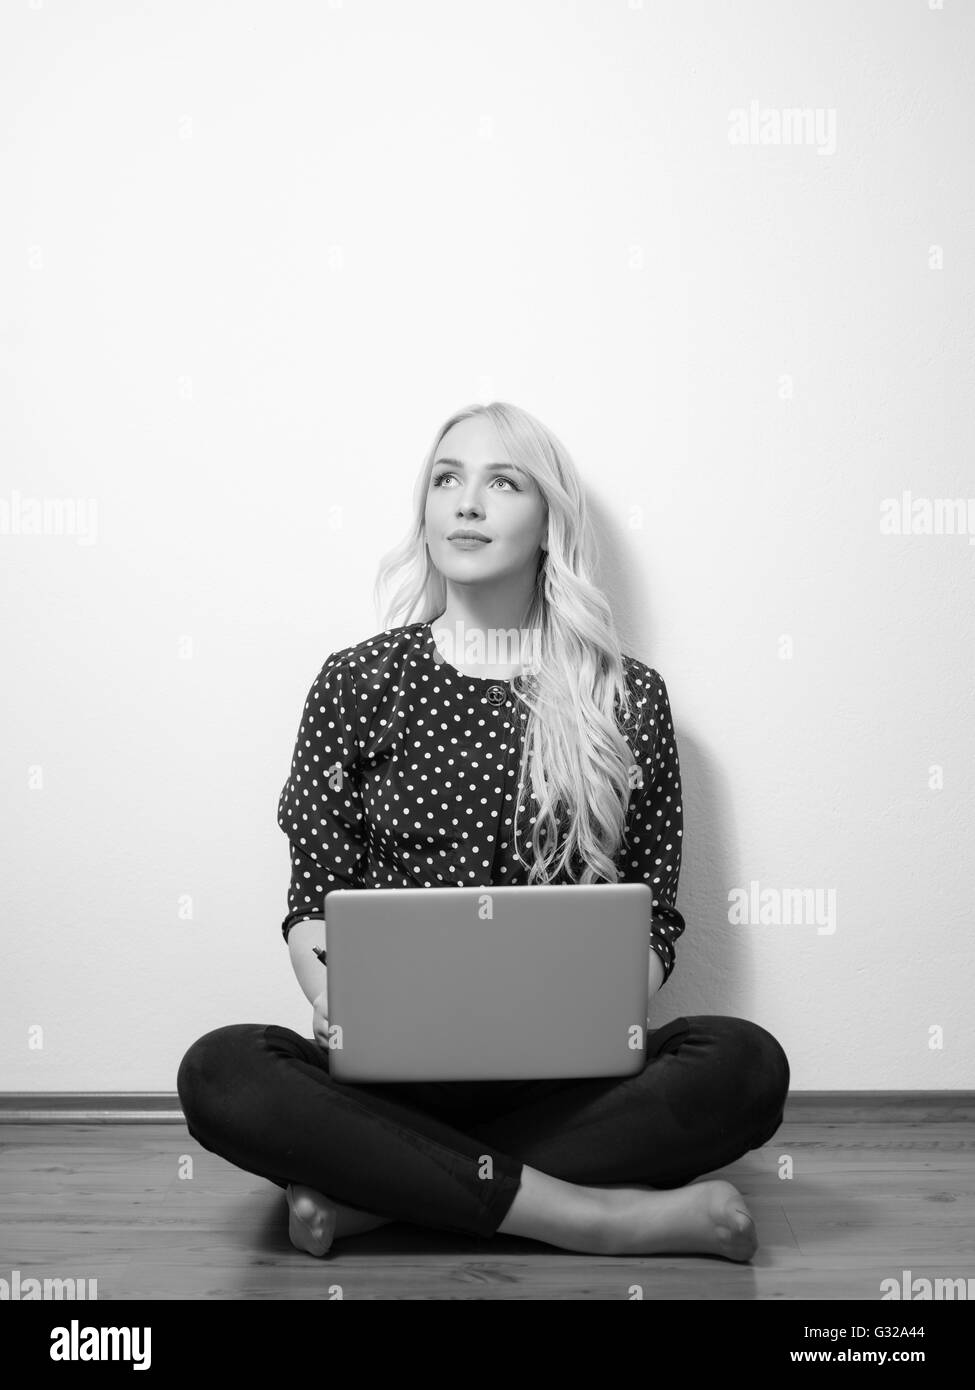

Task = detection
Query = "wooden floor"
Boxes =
[1,1105,973,1300]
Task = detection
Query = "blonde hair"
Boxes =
[373,400,640,884]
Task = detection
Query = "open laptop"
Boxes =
[324,883,653,1082]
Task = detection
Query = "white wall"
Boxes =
[2,0,972,1091]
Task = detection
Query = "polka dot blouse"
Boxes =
[277,621,686,983]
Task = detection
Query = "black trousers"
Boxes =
[176,1014,790,1239]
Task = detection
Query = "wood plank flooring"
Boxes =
[1,1110,972,1300]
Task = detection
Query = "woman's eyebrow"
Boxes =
[433,457,525,475]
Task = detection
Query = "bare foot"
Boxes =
[590,1179,758,1261]
[286,1184,393,1257]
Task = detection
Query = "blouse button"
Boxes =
[485,685,507,705]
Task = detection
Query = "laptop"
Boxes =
[324,882,653,1082]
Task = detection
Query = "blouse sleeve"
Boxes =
[617,666,686,985]
[276,653,369,944]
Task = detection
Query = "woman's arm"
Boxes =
[276,653,368,947]
[620,665,686,987]
[647,947,665,1011]
[287,917,328,1006]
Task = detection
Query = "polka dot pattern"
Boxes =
[277,621,686,983]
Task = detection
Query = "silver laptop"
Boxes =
[324,883,653,1082]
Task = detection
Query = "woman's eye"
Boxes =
[432,472,518,491]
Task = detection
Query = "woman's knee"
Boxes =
[688,1015,791,1124]
[724,1017,790,1121]
[176,1023,268,1122]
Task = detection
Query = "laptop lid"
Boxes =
[324,883,653,1082]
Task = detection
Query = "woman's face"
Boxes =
[424,416,548,586]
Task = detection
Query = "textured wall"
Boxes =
[2,0,972,1089]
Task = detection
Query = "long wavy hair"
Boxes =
[372,400,642,884]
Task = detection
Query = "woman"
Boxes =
[176,400,790,1261]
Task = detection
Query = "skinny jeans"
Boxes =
[176,1015,791,1238]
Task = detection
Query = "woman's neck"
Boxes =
[430,610,530,679]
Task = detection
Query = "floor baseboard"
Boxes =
[0,1094,185,1122]
[0,1091,973,1123]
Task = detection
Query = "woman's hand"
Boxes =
[312,988,331,1052]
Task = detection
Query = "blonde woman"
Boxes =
[177,401,790,1261]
